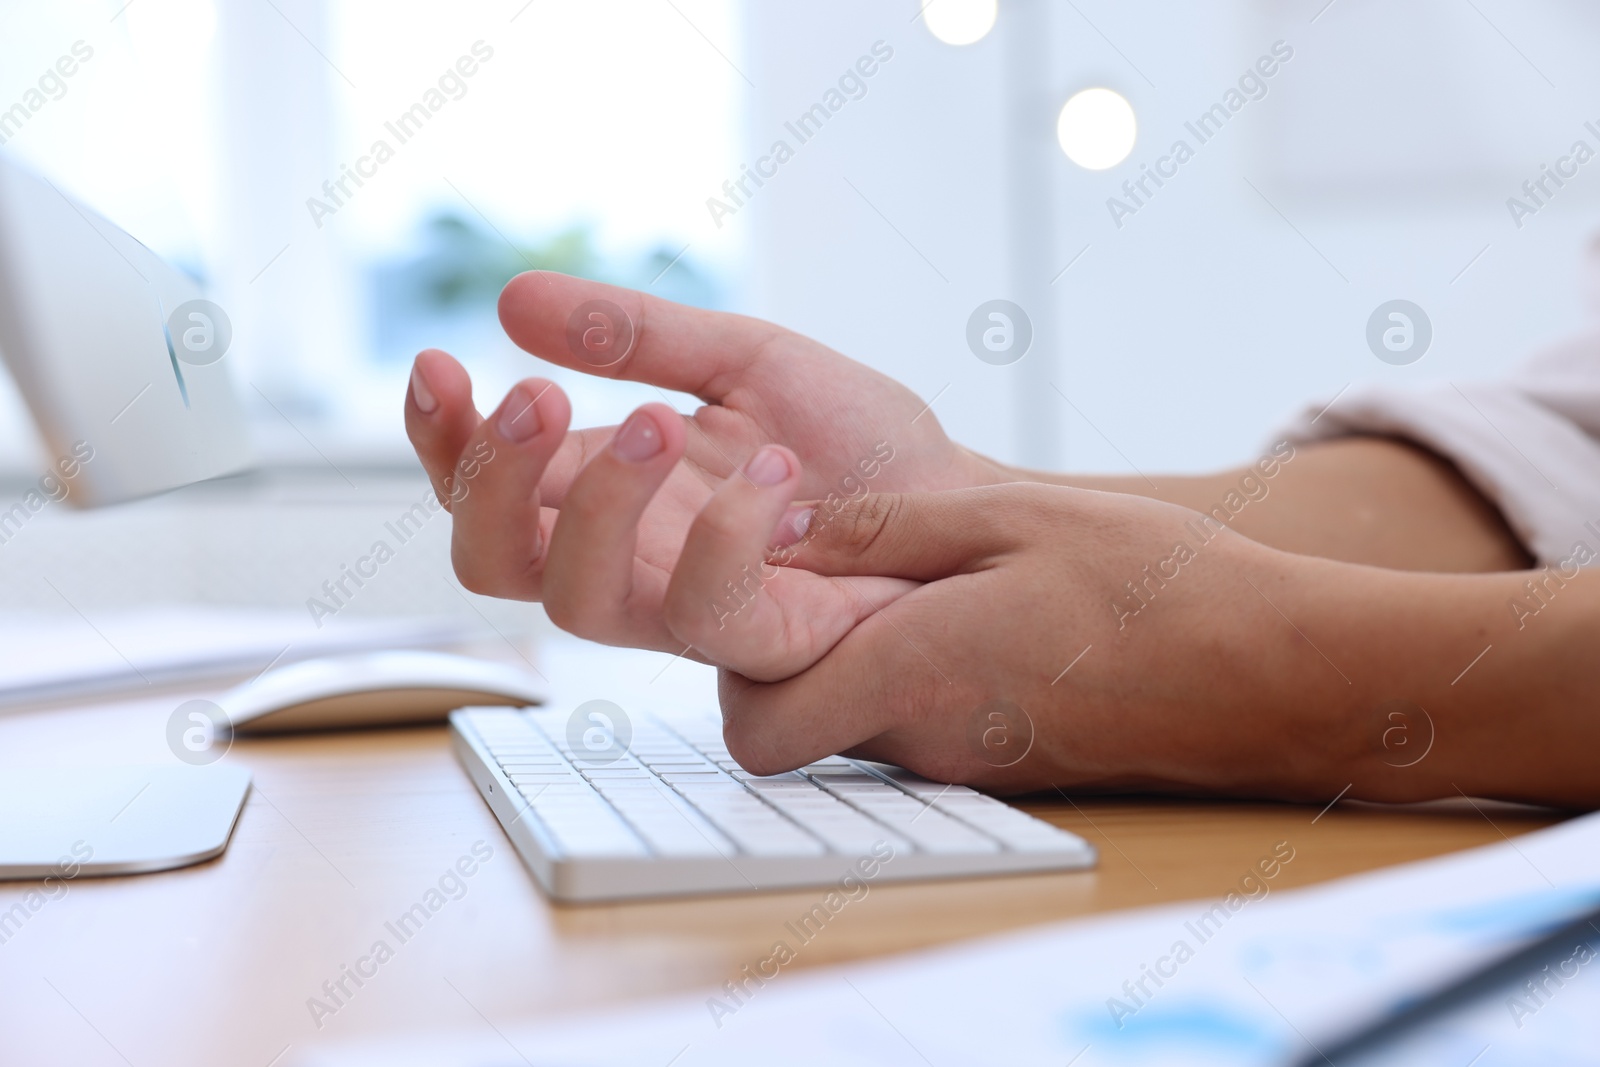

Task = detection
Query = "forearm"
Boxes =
[1246,551,1600,808]
[965,436,1532,573]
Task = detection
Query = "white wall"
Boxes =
[743,0,1600,475]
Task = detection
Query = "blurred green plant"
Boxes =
[406,213,603,310]
[368,210,721,362]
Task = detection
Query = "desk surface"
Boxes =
[0,685,1564,1067]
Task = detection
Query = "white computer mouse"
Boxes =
[220,650,545,734]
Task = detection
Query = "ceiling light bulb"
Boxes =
[1056,87,1138,170]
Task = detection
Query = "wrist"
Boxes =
[1054,520,1365,801]
[1231,550,1412,801]
[1177,539,1377,800]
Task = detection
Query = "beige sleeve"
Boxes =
[1272,332,1600,567]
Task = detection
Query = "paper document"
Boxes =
[295,810,1600,1066]
[0,606,480,707]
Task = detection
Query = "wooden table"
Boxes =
[0,681,1563,1067]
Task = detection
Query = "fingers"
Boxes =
[541,404,689,648]
[717,603,996,782]
[715,616,926,776]
[405,349,482,512]
[446,378,573,600]
[497,271,782,401]
[662,445,915,682]
[785,486,1025,580]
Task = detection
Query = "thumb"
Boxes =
[780,486,1019,580]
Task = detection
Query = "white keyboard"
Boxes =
[450,707,1097,902]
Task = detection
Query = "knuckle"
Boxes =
[661,588,715,648]
[540,579,618,640]
[539,580,596,636]
[451,551,497,598]
[819,492,900,558]
[540,591,584,635]
[690,503,746,549]
[559,486,609,527]
[717,687,791,776]
[721,719,790,777]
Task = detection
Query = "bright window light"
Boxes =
[1056,87,1138,170]
[923,0,998,46]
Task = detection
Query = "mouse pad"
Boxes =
[0,764,251,879]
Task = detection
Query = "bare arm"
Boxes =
[1246,552,1599,808]
[965,436,1533,573]
[712,486,1600,809]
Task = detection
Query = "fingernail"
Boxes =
[744,446,791,488]
[496,385,542,442]
[613,409,664,462]
[772,506,813,548]
[410,359,439,414]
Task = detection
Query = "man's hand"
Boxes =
[704,485,1600,809]
[403,272,996,660]
[707,483,1340,796]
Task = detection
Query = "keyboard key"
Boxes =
[852,805,999,854]
[590,780,665,794]
[521,788,602,806]
[605,787,737,858]
[823,782,905,795]
[809,826,911,854]
[507,772,582,786]
[941,809,1078,849]
[720,826,825,857]
[498,761,571,773]
[543,826,648,858]
[758,792,915,850]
